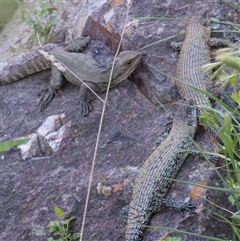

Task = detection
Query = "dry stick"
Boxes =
[195,192,235,216]
[79,1,133,240]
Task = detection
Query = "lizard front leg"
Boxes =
[41,65,63,111]
[79,82,101,116]
[167,37,229,51]
[64,35,91,53]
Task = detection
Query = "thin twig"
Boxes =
[79,1,133,240]
[196,192,234,215]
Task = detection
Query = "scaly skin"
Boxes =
[125,100,197,241]
[125,10,218,240]
[176,9,211,114]
[0,36,141,116]
[175,9,225,139]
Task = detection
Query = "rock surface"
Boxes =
[18,114,71,160]
[0,0,238,241]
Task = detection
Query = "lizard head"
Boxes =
[188,9,211,40]
[189,9,210,27]
[109,51,141,85]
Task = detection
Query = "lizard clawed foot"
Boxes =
[205,154,218,163]
[193,150,218,163]
[174,202,197,216]
[79,98,92,116]
[120,205,129,223]
[167,39,182,51]
[40,86,58,111]
[160,198,197,216]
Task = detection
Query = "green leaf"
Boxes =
[61,219,69,225]
[20,10,26,21]
[223,113,232,136]
[231,91,240,105]
[229,74,237,86]
[232,210,240,220]
[66,233,72,238]
[228,194,236,205]
[10,47,18,53]
[57,225,65,234]
[65,216,75,223]
[47,18,56,28]
[166,237,182,241]
[199,111,216,128]
[0,138,29,153]
[26,18,35,25]
[48,225,57,233]
[47,238,55,241]
[42,3,57,16]
[28,34,37,42]
[54,207,64,218]
[34,24,43,33]
[71,233,81,239]
[48,220,58,227]
[217,55,240,71]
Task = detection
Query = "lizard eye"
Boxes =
[126,61,132,65]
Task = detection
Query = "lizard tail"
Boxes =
[0,55,51,84]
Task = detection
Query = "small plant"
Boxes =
[16,0,58,48]
[0,138,29,153]
[47,207,80,241]
[10,46,19,54]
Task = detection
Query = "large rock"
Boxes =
[0,0,237,240]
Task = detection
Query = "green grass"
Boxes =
[16,0,58,48]
[200,46,240,240]
[0,138,29,153]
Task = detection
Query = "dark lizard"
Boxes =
[0,36,141,116]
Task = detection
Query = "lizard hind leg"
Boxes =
[151,197,196,216]
[40,65,64,111]
[167,39,183,51]
[120,205,129,223]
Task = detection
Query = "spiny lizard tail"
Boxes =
[125,100,197,241]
